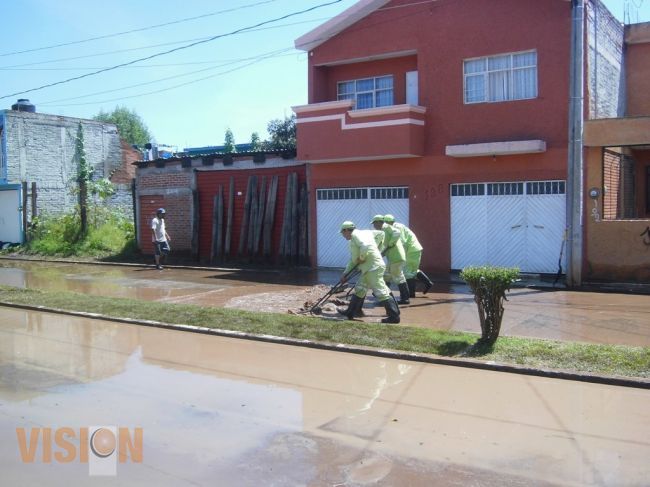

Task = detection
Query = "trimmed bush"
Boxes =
[460,265,520,344]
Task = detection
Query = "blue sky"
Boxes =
[0,0,646,150]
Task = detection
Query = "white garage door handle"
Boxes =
[511,224,522,229]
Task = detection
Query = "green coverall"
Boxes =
[344,229,390,301]
[381,223,406,285]
[393,222,423,279]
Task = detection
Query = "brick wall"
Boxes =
[136,165,195,253]
[135,156,307,260]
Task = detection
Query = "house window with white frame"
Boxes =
[464,50,537,104]
[337,75,394,109]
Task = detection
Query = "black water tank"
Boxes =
[11,99,36,112]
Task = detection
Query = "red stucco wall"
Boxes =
[196,165,307,260]
[302,0,572,273]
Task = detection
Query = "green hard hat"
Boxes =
[371,214,384,224]
[340,221,356,231]
[383,214,395,223]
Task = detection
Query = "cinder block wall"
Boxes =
[2,110,133,216]
[587,0,625,119]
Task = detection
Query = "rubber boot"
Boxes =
[337,294,363,320]
[381,298,400,324]
[397,282,410,305]
[407,278,417,298]
[389,292,401,315]
[417,270,433,294]
[353,296,366,317]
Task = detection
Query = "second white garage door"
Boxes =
[451,180,566,273]
[316,186,409,268]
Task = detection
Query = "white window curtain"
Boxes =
[512,52,537,99]
[464,59,486,103]
[375,76,393,107]
[488,55,510,102]
[337,75,394,109]
[463,50,537,104]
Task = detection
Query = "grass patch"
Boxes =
[1,285,649,380]
[23,209,135,259]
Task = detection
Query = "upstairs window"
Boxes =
[464,50,537,104]
[337,75,394,109]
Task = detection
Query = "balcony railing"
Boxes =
[293,100,426,163]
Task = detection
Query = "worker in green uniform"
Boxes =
[371,214,410,304]
[338,221,400,323]
[383,214,433,298]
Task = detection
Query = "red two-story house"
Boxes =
[294,0,624,278]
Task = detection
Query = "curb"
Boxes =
[1,300,648,390]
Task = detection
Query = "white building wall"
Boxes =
[1,110,133,216]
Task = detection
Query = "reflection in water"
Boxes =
[0,261,219,302]
[0,307,649,486]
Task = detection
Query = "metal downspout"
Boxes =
[566,0,585,287]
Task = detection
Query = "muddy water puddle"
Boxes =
[1,260,650,347]
[1,307,649,486]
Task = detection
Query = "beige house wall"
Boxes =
[625,22,650,116]
[585,147,650,282]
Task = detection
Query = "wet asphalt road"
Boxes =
[0,259,649,347]
[1,306,649,486]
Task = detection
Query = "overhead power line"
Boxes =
[0,0,343,101]
[0,17,328,70]
[42,50,294,107]
[39,47,295,105]
[0,0,277,58]
[33,0,436,108]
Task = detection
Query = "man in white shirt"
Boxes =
[151,208,171,270]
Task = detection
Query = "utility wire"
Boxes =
[33,0,433,107]
[39,47,295,104]
[0,16,328,70]
[0,0,277,58]
[0,0,342,101]
[0,0,433,71]
[43,51,291,107]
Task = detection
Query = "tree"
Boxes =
[93,106,152,146]
[75,123,91,236]
[266,115,296,151]
[223,128,236,153]
[250,132,263,152]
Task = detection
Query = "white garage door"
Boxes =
[316,187,409,268]
[451,180,566,273]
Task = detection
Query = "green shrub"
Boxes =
[460,266,520,344]
[26,207,135,258]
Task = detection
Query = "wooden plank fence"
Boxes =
[208,171,308,265]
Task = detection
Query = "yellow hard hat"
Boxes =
[371,214,384,224]
[383,214,395,223]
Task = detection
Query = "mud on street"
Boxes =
[1,259,650,347]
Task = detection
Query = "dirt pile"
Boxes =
[224,285,350,316]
